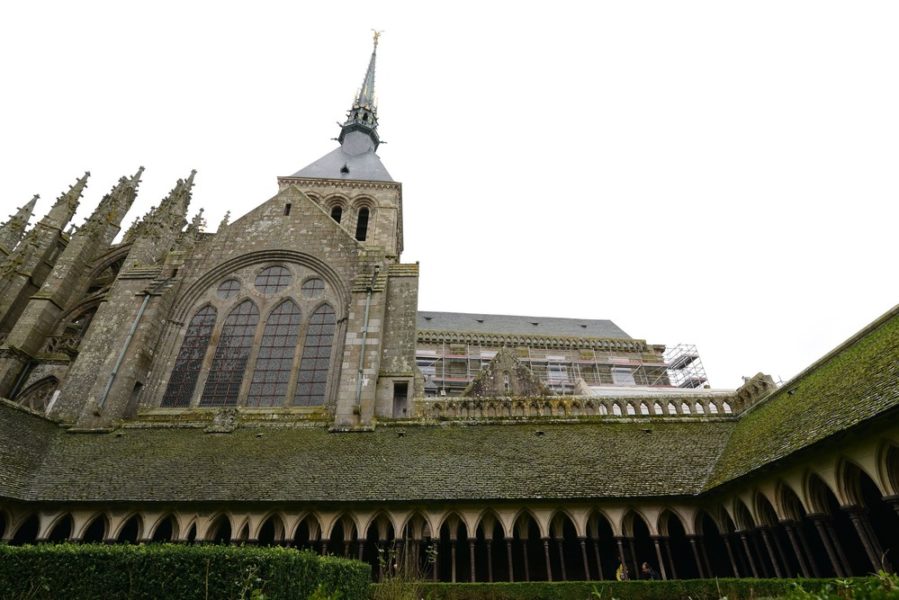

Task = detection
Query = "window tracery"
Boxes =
[161,264,340,410]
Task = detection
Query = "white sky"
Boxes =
[1,1,897,388]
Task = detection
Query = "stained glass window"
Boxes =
[301,277,325,298]
[217,279,240,299]
[254,266,292,294]
[161,306,217,407]
[200,300,259,406]
[294,304,336,406]
[246,300,302,407]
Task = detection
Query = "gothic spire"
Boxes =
[157,169,196,225]
[338,31,381,150]
[44,172,90,229]
[84,167,144,231]
[0,194,38,251]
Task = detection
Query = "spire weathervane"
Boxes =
[338,32,383,150]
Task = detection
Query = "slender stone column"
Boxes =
[543,538,553,581]
[796,525,821,577]
[751,531,771,577]
[321,541,329,555]
[506,538,515,582]
[486,540,493,582]
[652,537,668,580]
[811,516,845,577]
[628,537,639,579]
[760,528,784,577]
[845,507,883,572]
[580,538,591,581]
[699,538,713,578]
[556,539,568,580]
[739,532,759,578]
[723,534,741,577]
[771,527,792,577]
[823,518,852,576]
[783,522,811,577]
[615,537,628,575]
[689,536,706,578]
[521,539,531,581]
[664,537,679,580]
[469,539,477,582]
[862,512,890,572]
[450,540,457,583]
[357,539,365,561]
[592,540,604,580]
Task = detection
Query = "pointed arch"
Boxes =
[246,300,302,407]
[14,376,58,413]
[294,303,337,406]
[201,300,259,406]
[161,304,217,407]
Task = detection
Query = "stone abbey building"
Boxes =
[1,38,897,583]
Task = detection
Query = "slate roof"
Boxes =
[290,132,393,182]
[1,415,731,503]
[706,304,899,489]
[417,311,632,340]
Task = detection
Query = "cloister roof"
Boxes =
[0,305,896,505]
[706,304,899,489]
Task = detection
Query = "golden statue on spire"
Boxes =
[372,29,383,48]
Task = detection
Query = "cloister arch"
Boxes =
[11,514,39,545]
[257,513,285,546]
[293,514,321,551]
[81,514,108,543]
[150,514,179,542]
[116,514,142,543]
[47,514,73,543]
[206,514,232,543]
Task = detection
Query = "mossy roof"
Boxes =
[1,307,896,505]
[706,306,899,488]
[3,417,733,503]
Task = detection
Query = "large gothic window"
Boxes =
[161,305,217,407]
[163,264,342,409]
[294,304,336,406]
[246,300,302,407]
[200,300,259,406]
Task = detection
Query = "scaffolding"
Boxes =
[416,340,693,396]
[662,344,709,389]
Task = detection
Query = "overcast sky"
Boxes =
[1,1,896,388]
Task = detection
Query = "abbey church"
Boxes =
[0,38,897,584]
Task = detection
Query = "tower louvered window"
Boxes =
[161,305,217,407]
[294,304,336,406]
[246,300,302,407]
[200,300,259,406]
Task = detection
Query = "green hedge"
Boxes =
[403,578,886,600]
[0,543,370,600]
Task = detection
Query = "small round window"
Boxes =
[255,266,292,294]
[301,277,325,298]
[217,279,240,299]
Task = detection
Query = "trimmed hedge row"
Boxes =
[406,578,874,600]
[0,543,370,600]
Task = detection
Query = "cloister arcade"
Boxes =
[2,438,896,582]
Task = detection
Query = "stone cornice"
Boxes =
[277,176,401,193]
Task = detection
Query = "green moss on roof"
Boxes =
[706,308,899,489]
[22,421,733,503]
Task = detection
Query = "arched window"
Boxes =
[201,300,259,406]
[695,402,705,414]
[162,306,217,407]
[626,403,636,416]
[612,403,622,416]
[653,402,663,415]
[723,402,733,414]
[15,377,58,413]
[709,403,719,414]
[599,404,608,416]
[640,402,649,415]
[667,402,677,414]
[246,301,302,407]
[681,402,691,414]
[294,304,336,406]
[330,206,342,223]
[355,207,369,241]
